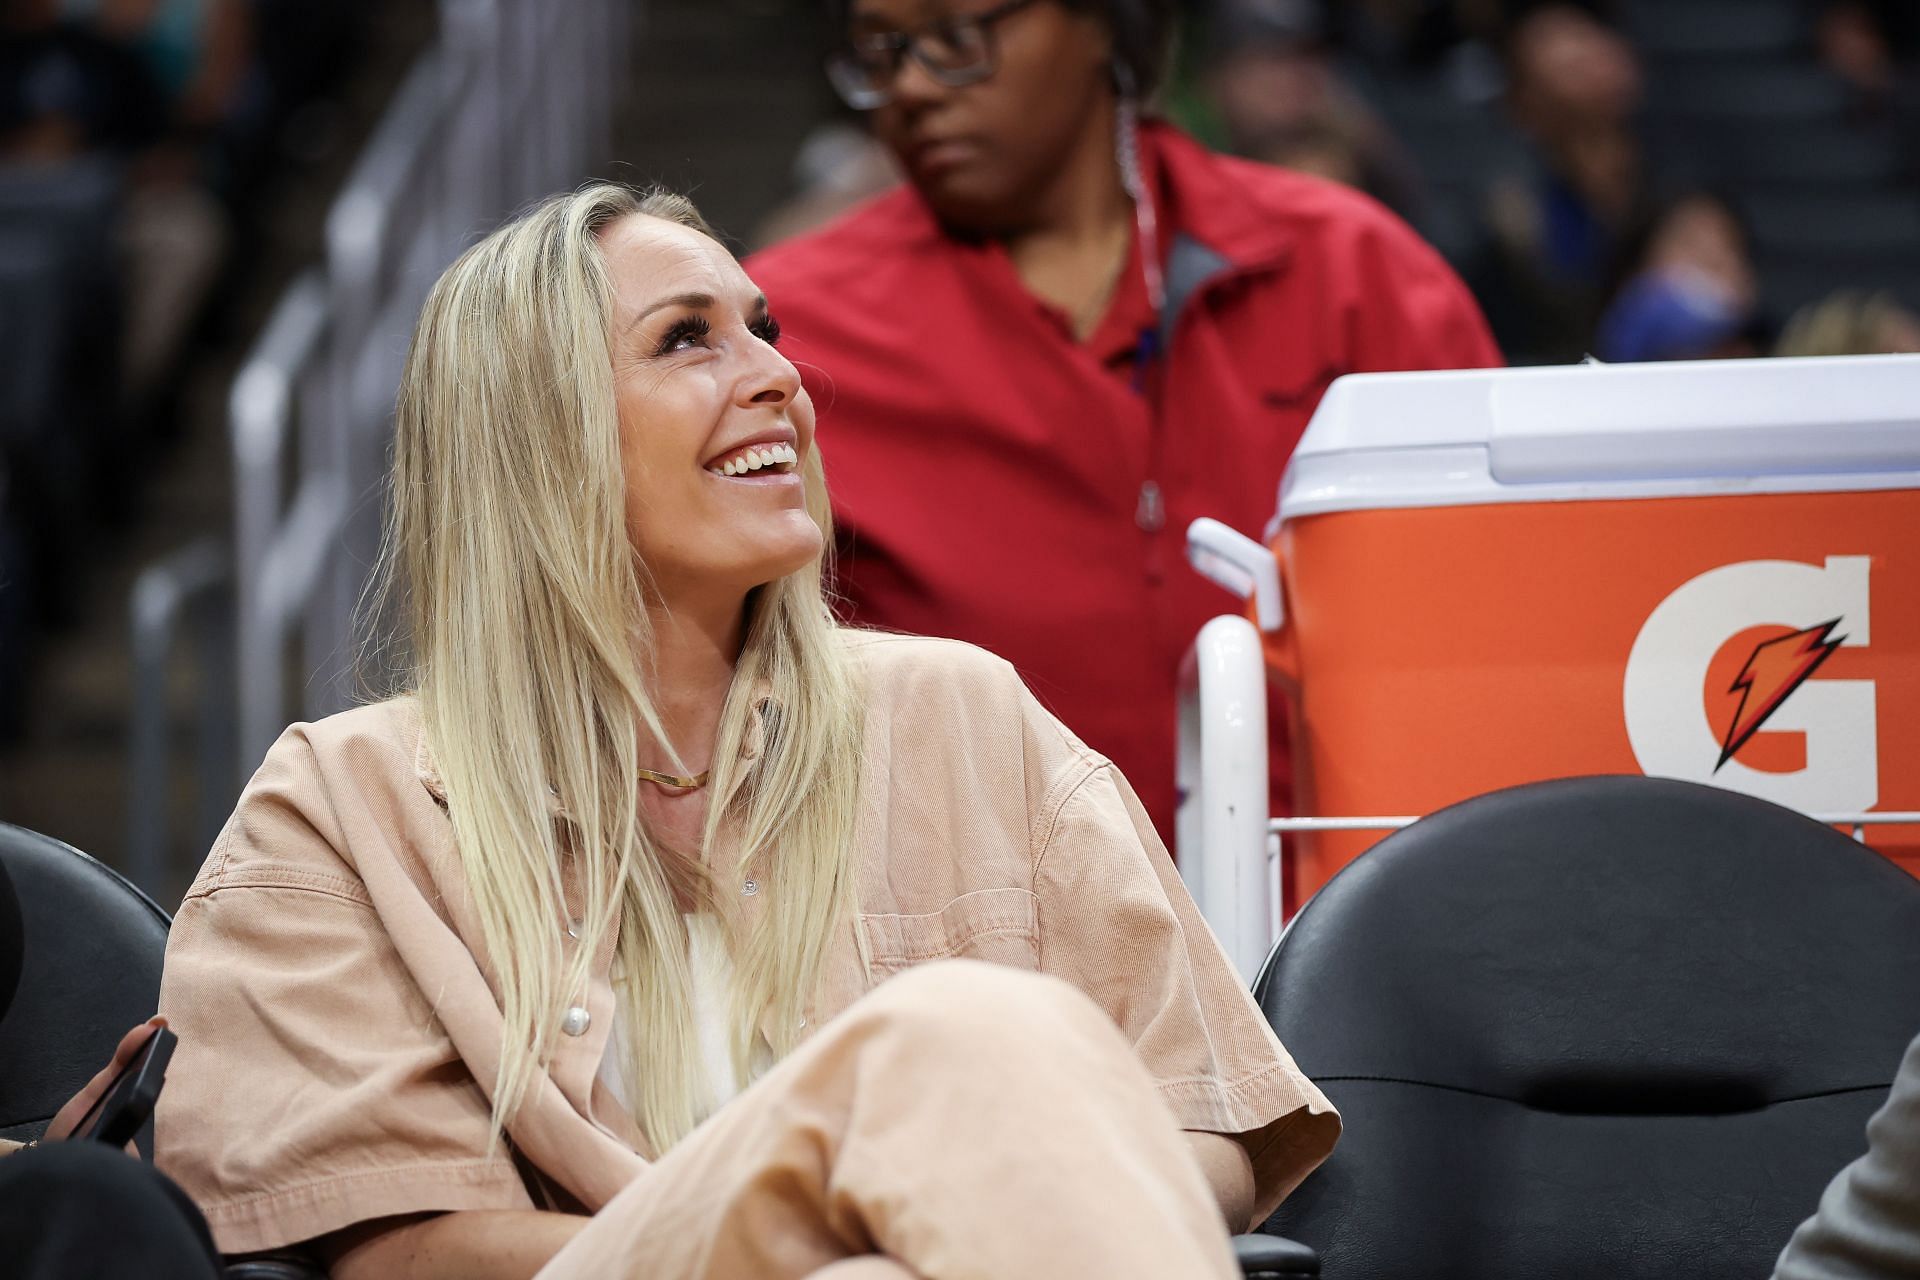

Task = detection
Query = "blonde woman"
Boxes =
[154,185,1337,1280]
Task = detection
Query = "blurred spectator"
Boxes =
[1776,289,1920,357]
[0,0,168,156]
[1817,0,1920,111]
[0,0,364,745]
[1200,0,1424,217]
[1817,0,1920,180]
[1479,2,1646,360]
[73,0,254,142]
[0,0,231,416]
[749,0,1498,840]
[1324,0,1515,101]
[1594,190,1759,362]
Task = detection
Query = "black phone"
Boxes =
[71,1026,176,1148]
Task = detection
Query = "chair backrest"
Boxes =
[0,851,20,1022]
[1258,776,1920,1280]
[0,823,169,1146]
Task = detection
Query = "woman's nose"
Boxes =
[888,51,949,112]
[742,347,801,407]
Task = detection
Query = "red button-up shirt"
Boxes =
[747,123,1501,839]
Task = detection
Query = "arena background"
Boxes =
[1,0,1916,900]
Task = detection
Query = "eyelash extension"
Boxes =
[654,313,782,355]
[656,314,711,356]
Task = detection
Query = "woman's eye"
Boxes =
[751,314,782,346]
[656,316,711,355]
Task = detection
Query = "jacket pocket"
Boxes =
[859,887,1040,978]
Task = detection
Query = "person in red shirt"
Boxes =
[747,0,1501,842]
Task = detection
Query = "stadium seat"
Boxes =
[1646,118,1905,191]
[0,833,19,1027]
[0,823,168,1152]
[0,825,327,1277]
[1623,0,1804,60]
[1747,190,1920,257]
[1756,255,1920,322]
[1643,63,1849,121]
[1253,776,1920,1278]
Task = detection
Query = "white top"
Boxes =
[1270,353,1920,531]
[596,915,768,1124]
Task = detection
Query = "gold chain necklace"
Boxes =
[637,767,710,789]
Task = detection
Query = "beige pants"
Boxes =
[538,960,1239,1280]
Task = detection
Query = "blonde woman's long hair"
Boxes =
[376,184,863,1155]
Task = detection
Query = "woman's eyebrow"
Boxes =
[626,291,769,330]
[632,291,715,327]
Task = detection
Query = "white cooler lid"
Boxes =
[1270,354,1920,534]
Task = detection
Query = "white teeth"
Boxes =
[713,443,797,475]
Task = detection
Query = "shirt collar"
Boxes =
[1136,120,1299,270]
[881,121,1297,277]
[908,121,1300,355]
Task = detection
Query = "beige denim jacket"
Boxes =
[155,632,1338,1255]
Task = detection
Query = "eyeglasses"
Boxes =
[826,0,1044,110]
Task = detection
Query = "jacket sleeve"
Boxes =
[1030,748,1339,1228]
[155,728,532,1257]
[1772,1032,1920,1280]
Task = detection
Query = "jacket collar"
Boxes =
[411,684,779,810]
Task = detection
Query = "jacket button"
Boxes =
[561,1006,591,1037]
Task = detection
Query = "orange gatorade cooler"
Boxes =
[1262,354,1920,907]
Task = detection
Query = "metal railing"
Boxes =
[127,538,233,892]
[127,0,630,894]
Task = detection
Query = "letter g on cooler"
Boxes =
[1623,557,1877,814]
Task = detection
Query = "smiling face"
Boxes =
[600,213,821,607]
[852,0,1115,233]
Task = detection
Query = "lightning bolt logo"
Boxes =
[1716,619,1846,772]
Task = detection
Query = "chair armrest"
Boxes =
[229,1236,1317,1279]
[223,1254,327,1280]
[1234,1231,1320,1276]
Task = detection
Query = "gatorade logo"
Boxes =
[1623,557,1878,814]
[1717,620,1846,772]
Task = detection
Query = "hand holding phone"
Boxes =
[43,1017,174,1148]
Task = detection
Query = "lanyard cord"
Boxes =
[1114,90,1165,316]
[1115,81,1168,531]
